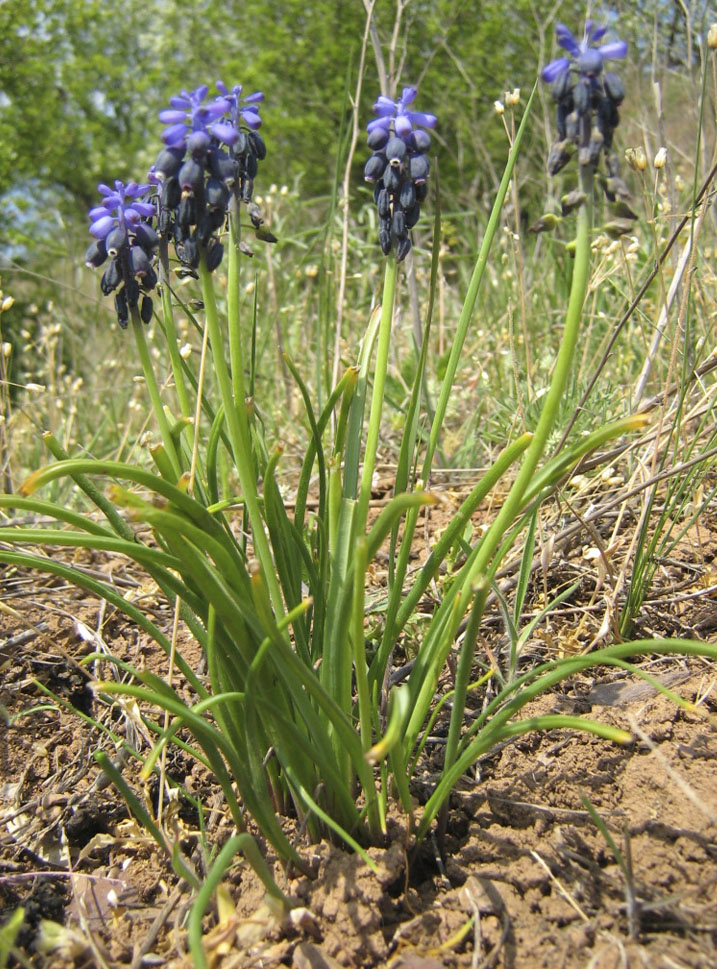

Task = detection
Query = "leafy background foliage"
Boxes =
[1,1,709,224]
[0,0,714,466]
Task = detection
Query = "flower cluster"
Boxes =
[542,21,627,178]
[150,82,266,271]
[364,87,436,261]
[85,181,159,328]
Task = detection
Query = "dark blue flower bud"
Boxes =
[179,159,203,192]
[382,165,400,192]
[556,102,569,139]
[206,176,230,209]
[379,220,391,255]
[241,178,254,201]
[392,209,406,237]
[142,266,158,291]
[187,130,210,158]
[133,222,159,250]
[415,182,428,204]
[158,207,173,236]
[178,195,197,229]
[115,289,129,328]
[130,245,152,278]
[248,130,266,161]
[161,177,181,209]
[385,136,407,166]
[603,73,625,104]
[367,127,389,150]
[396,235,412,262]
[245,152,258,179]
[125,278,140,307]
[404,202,421,228]
[140,295,153,324]
[206,207,226,233]
[153,146,185,179]
[548,140,573,175]
[399,180,415,210]
[410,130,431,152]
[573,77,590,115]
[106,224,128,256]
[101,258,121,295]
[364,153,387,182]
[209,148,238,186]
[376,188,391,219]
[552,70,572,102]
[85,238,107,268]
[597,98,619,145]
[233,131,248,155]
[205,239,224,272]
[176,235,199,268]
[408,154,429,183]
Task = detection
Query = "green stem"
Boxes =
[130,307,182,478]
[460,163,592,596]
[404,156,592,752]
[357,252,398,531]
[198,257,284,619]
[423,81,538,479]
[227,202,247,406]
[157,239,191,418]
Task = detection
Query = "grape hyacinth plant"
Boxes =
[85,180,159,328]
[542,20,627,173]
[539,19,637,238]
[151,82,267,272]
[2,20,716,967]
[364,86,436,261]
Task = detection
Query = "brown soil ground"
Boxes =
[1,485,716,969]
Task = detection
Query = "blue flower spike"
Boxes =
[86,180,158,328]
[150,80,268,273]
[538,19,636,236]
[541,20,628,181]
[365,86,436,261]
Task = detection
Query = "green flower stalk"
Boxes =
[357,85,436,529]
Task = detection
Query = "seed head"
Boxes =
[625,147,647,172]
